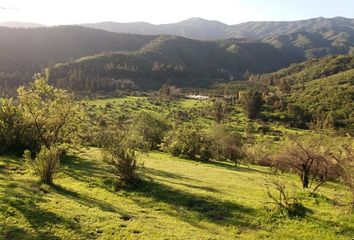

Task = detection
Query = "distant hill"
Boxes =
[0,26,157,95]
[47,36,296,92]
[81,18,228,40]
[0,21,45,28]
[0,26,155,73]
[252,55,354,128]
[83,17,354,58]
[83,17,354,40]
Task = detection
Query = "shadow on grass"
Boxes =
[130,178,258,229]
[144,167,198,181]
[60,155,112,190]
[0,180,87,240]
[51,184,121,213]
[306,216,354,238]
[0,225,61,240]
[203,160,270,175]
[158,178,220,193]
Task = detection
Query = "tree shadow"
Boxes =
[144,167,199,181]
[0,225,61,240]
[202,160,270,175]
[0,180,87,240]
[60,155,110,189]
[130,178,258,229]
[51,184,123,214]
[158,178,220,193]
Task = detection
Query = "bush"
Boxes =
[266,179,308,218]
[0,99,34,154]
[128,112,169,151]
[24,146,61,185]
[161,123,211,161]
[209,124,244,165]
[100,130,140,189]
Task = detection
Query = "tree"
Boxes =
[209,124,244,165]
[287,104,310,129]
[128,112,169,150]
[242,90,263,120]
[212,100,225,124]
[161,123,210,161]
[18,72,86,149]
[0,99,32,153]
[273,139,341,191]
[277,80,291,94]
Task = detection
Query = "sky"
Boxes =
[0,0,353,25]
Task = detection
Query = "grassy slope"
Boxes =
[1,150,353,240]
[1,97,353,239]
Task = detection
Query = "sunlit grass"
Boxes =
[1,150,353,240]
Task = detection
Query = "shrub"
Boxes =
[161,123,211,161]
[266,179,308,217]
[100,130,140,189]
[208,124,244,165]
[24,146,61,185]
[128,112,169,150]
[0,99,34,154]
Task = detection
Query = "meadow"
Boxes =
[1,96,353,240]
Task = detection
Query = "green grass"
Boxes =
[1,150,353,240]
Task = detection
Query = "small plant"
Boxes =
[24,146,61,185]
[266,179,308,217]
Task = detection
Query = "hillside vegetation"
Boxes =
[47,36,295,92]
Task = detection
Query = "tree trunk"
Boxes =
[302,172,309,188]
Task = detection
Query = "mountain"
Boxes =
[0,21,45,28]
[0,26,156,73]
[82,17,354,40]
[83,17,354,58]
[47,35,296,92]
[81,18,228,40]
[0,26,157,95]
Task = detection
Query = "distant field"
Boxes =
[1,149,353,240]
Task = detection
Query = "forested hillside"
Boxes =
[0,26,156,95]
[244,55,354,130]
[47,36,295,92]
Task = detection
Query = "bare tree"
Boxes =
[273,139,341,191]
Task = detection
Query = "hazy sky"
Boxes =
[0,0,353,25]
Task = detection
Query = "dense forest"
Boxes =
[47,36,296,92]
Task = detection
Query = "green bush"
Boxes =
[24,146,61,185]
[161,123,211,161]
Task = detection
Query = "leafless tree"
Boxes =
[273,139,341,191]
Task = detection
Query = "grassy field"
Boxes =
[1,149,353,240]
[1,96,353,239]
